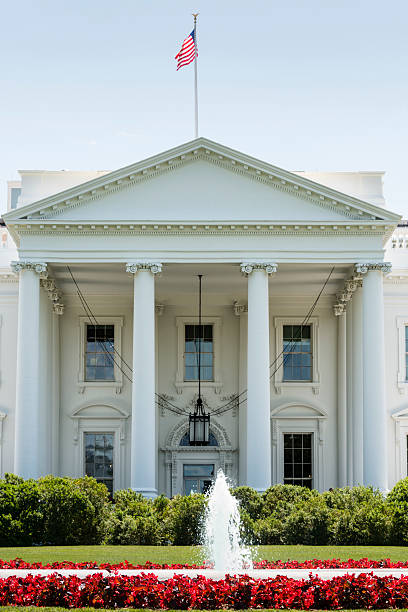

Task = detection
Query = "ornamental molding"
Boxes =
[233,301,248,316]
[7,222,397,250]
[355,261,392,274]
[333,270,363,316]
[3,138,400,245]
[155,303,165,316]
[126,262,162,275]
[40,276,64,315]
[0,271,18,283]
[240,262,278,275]
[11,260,47,276]
[163,416,233,448]
[70,401,129,445]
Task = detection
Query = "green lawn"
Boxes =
[0,545,408,565]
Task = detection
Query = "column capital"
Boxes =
[240,262,277,275]
[233,301,248,316]
[11,260,47,277]
[52,303,65,315]
[333,303,346,316]
[355,261,392,275]
[126,262,162,275]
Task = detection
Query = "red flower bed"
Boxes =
[2,557,408,569]
[1,572,408,608]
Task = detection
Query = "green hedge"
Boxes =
[1,473,408,546]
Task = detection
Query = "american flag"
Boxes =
[175,30,197,71]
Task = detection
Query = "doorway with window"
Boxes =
[183,464,214,494]
[84,432,114,495]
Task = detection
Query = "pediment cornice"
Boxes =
[7,218,396,245]
[3,138,401,236]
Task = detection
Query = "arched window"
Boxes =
[179,431,219,447]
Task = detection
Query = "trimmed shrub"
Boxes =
[387,477,408,544]
[0,474,42,546]
[2,473,408,546]
[38,476,109,545]
[162,493,207,545]
[281,496,330,545]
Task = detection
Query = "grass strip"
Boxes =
[0,545,407,565]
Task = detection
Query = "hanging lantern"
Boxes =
[189,397,210,446]
[189,275,210,446]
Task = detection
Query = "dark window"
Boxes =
[179,431,219,446]
[184,324,213,381]
[283,433,313,488]
[283,325,312,381]
[85,324,114,381]
[84,433,114,495]
[183,464,214,494]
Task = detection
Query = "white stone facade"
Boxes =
[0,137,407,495]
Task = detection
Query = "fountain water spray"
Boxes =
[203,469,253,572]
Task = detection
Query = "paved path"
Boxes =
[1,568,408,580]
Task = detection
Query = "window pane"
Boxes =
[84,433,114,493]
[184,324,214,381]
[183,464,215,477]
[283,433,313,488]
[282,324,312,382]
[85,325,116,382]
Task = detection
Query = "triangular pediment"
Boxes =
[4,138,401,233]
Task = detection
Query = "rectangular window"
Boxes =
[283,433,313,488]
[85,324,115,381]
[10,187,21,209]
[183,464,214,494]
[84,433,114,495]
[405,327,408,381]
[283,325,312,381]
[184,324,214,381]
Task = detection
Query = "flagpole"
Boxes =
[193,13,199,138]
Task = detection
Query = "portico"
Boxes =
[2,138,402,495]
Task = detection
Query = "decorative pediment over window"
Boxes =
[392,406,408,421]
[271,402,328,420]
[70,400,129,445]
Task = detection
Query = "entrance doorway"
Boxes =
[183,464,214,494]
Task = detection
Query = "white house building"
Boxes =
[1,137,407,497]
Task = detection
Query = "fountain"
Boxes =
[203,469,253,572]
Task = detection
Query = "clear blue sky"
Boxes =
[1,0,407,215]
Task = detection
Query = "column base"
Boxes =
[132,487,158,499]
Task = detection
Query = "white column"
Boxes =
[241,262,277,492]
[335,305,347,487]
[127,262,162,497]
[357,262,391,491]
[11,260,47,479]
[345,302,354,485]
[352,285,364,485]
[234,302,248,485]
[51,304,63,474]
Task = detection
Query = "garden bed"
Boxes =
[3,572,408,608]
[3,558,408,570]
